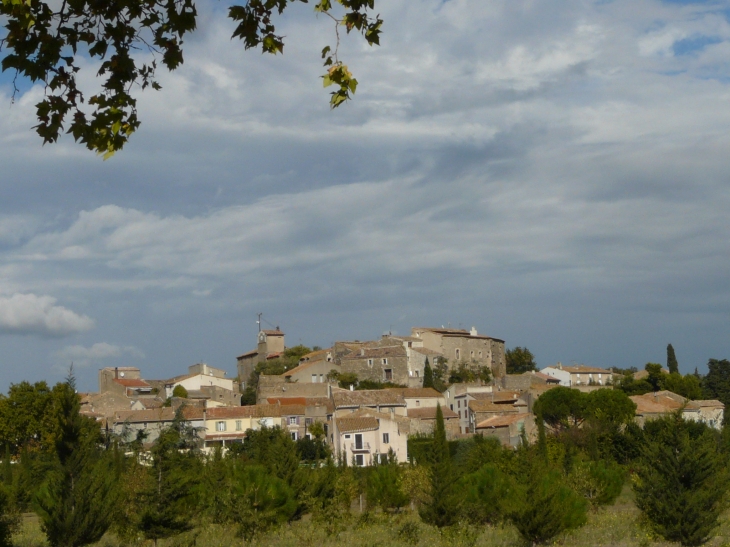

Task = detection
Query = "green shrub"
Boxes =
[460,464,518,525]
[510,465,588,544]
[568,459,625,508]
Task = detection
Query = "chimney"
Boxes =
[350,384,354,391]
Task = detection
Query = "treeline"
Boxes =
[2,369,730,546]
[614,358,730,405]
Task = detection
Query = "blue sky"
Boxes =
[2,0,730,391]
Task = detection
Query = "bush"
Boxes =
[567,459,624,508]
[509,464,587,544]
[460,464,517,525]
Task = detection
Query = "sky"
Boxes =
[1,0,730,392]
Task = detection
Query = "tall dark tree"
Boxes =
[423,358,435,390]
[667,344,679,374]
[419,404,460,527]
[633,414,729,546]
[34,372,118,547]
[505,347,537,374]
[0,484,18,547]
[509,459,587,545]
[135,409,202,547]
[702,359,730,406]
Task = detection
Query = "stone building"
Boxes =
[410,327,506,378]
[98,367,154,398]
[236,328,286,388]
[339,346,409,386]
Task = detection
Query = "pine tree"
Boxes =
[423,359,435,389]
[136,410,201,547]
[634,414,729,546]
[667,344,679,374]
[419,404,460,527]
[34,372,118,547]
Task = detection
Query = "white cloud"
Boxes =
[54,342,144,369]
[0,293,95,336]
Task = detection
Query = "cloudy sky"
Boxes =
[1,0,729,391]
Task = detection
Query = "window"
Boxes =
[319,374,324,382]
[216,421,226,432]
[291,431,298,441]
[344,434,351,439]
[416,400,421,407]
[289,416,297,425]
[383,433,390,444]
[382,358,388,365]
[455,349,460,360]
[450,404,454,410]
[312,374,318,383]
[355,433,364,450]
[415,370,419,377]
[367,359,373,366]
[305,417,313,426]
[355,454,365,466]
[479,351,483,358]
[235,420,242,431]
[384,369,393,381]
[143,422,147,429]
[470,350,474,359]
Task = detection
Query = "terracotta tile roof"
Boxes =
[283,359,327,377]
[236,350,258,360]
[113,378,151,388]
[468,400,519,413]
[207,405,282,419]
[340,346,407,360]
[476,414,526,429]
[387,388,443,399]
[696,399,724,408]
[467,391,521,403]
[261,329,284,336]
[337,416,380,434]
[333,390,406,408]
[524,371,560,382]
[266,397,335,413]
[266,352,284,360]
[280,404,306,416]
[630,396,671,415]
[407,407,459,420]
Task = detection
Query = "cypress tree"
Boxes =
[419,404,460,527]
[34,372,118,547]
[634,414,729,546]
[423,358,435,389]
[667,344,679,374]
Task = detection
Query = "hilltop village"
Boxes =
[80,325,725,465]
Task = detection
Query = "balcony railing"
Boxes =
[350,442,371,452]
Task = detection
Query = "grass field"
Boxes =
[12,487,730,547]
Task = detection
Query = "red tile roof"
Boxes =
[407,407,458,419]
[337,416,379,434]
